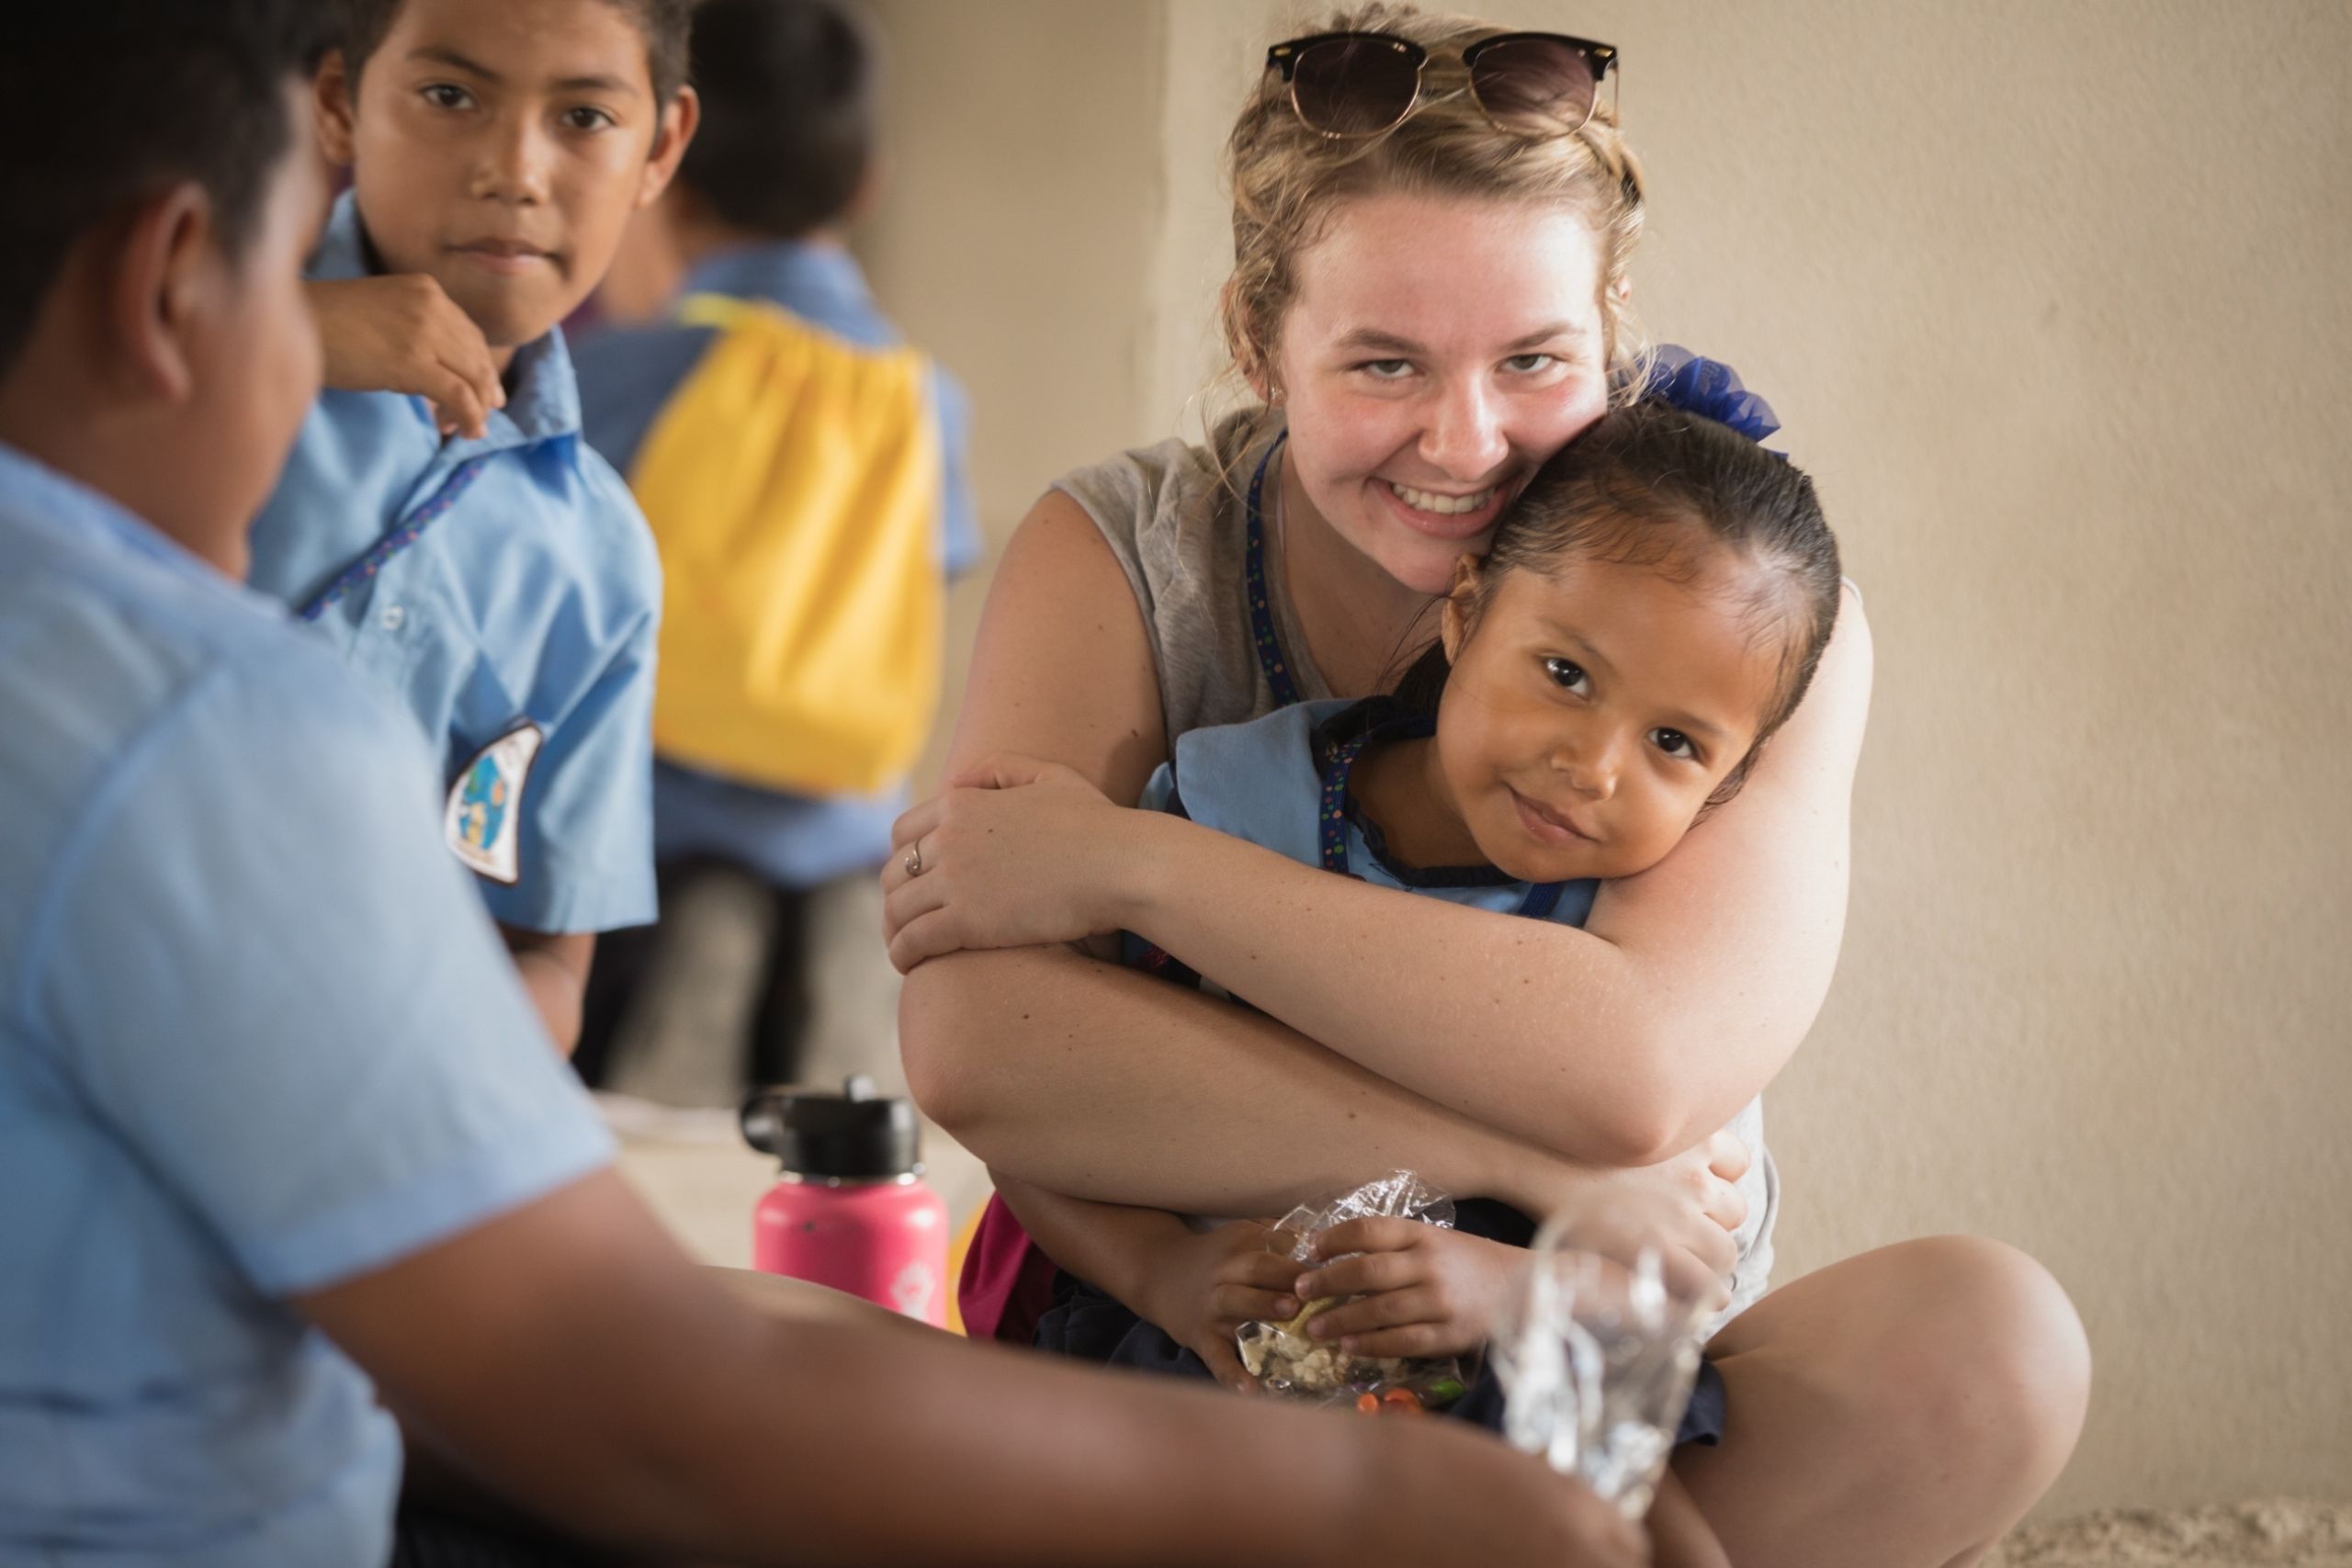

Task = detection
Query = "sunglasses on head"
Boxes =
[1265,29,1619,141]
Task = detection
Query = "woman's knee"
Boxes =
[1683,1236,2089,1566]
[1873,1235,2092,1493]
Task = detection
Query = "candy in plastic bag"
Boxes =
[1233,1170,1467,1414]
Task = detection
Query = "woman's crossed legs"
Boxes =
[1677,1235,2092,1568]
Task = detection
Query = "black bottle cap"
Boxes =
[740,1075,922,1179]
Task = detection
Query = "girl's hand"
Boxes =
[306,276,504,439]
[1132,1220,1303,1393]
[1288,1220,1528,1360]
[882,753,1154,972]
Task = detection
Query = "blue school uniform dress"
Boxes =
[0,444,613,1566]
[1036,695,1726,1446]
[572,241,980,890]
[244,192,660,934]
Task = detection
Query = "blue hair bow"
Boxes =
[1641,345,1782,446]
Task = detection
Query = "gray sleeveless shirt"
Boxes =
[1051,412,1779,1318]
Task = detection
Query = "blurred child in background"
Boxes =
[573,0,980,1104]
[244,0,699,1052]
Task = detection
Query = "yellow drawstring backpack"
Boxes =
[626,294,944,797]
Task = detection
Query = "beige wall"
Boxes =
[855,0,2352,1516]
[859,0,1170,787]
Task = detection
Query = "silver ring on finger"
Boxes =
[903,842,925,877]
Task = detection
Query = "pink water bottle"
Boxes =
[742,1075,949,1326]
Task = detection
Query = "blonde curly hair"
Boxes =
[1220,4,1649,409]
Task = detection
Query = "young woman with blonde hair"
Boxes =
[887,10,2089,1562]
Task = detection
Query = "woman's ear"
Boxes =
[1220,281,1272,403]
[313,50,358,168]
[1440,554,1484,662]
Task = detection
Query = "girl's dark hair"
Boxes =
[1395,402,1841,801]
[338,0,694,105]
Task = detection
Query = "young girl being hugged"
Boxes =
[1023,399,1838,1568]
[888,7,2089,1564]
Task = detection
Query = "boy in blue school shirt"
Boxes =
[0,7,1642,1565]
[571,0,981,1099]
[243,0,704,1050]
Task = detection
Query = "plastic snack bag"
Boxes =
[1233,1170,1469,1415]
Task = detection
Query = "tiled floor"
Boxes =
[1984,1500,2351,1566]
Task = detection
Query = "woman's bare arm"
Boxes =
[900,493,1611,1213]
[1099,587,1872,1160]
[902,491,1868,1175]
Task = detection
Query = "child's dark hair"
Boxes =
[1396,402,1842,800]
[337,0,694,105]
[675,0,880,239]
[0,1,334,378]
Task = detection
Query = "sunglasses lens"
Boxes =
[1470,37,1600,132]
[1291,37,1420,136]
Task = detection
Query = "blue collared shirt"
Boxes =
[573,241,981,889]
[1144,701,1600,923]
[245,192,661,932]
[0,442,613,1567]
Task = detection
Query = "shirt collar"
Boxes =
[682,240,876,322]
[306,189,376,285]
[309,191,582,452]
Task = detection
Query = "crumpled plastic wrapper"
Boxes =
[1233,1170,1468,1415]
[1491,1200,1725,1516]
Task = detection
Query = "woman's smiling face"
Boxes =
[1271,191,1611,595]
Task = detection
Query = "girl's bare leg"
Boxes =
[1675,1235,2091,1568]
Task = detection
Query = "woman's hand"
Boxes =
[1288,1219,1526,1360]
[1516,1127,1752,1295]
[1131,1220,1304,1393]
[306,276,504,438]
[882,752,1159,972]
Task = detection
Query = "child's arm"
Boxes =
[993,1172,1302,1390]
[305,276,506,439]
[302,1167,1652,1568]
[500,927,594,1056]
[1286,1216,1530,1360]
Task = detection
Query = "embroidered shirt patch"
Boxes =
[445,720,544,885]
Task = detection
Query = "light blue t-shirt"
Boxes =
[0,443,616,1566]
[573,241,982,889]
[1143,700,1601,920]
[244,191,660,933]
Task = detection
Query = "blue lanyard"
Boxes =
[1317,713,1567,921]
[297,457,489,623]
[1244,435,1303,708]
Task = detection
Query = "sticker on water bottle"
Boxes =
[888,1260,937,1321]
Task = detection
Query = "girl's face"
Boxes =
[1430,544,1787,884]
[1272,192,1611,596]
